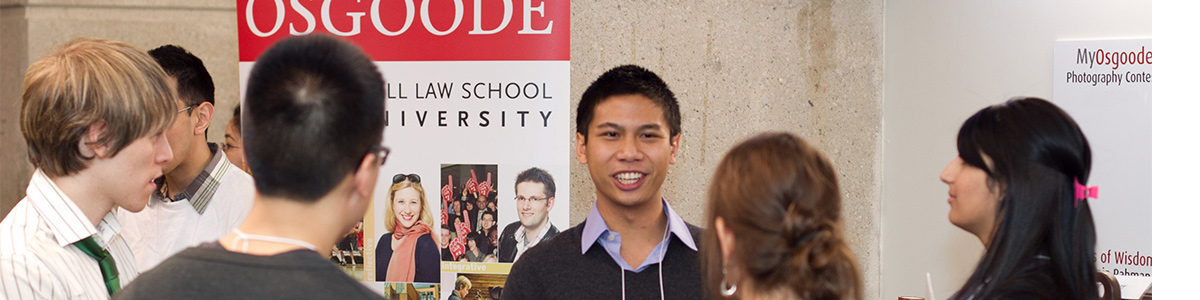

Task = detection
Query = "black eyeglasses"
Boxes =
[393,173,420,183]
[372,145,391,165]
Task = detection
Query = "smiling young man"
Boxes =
[1,38,177,299]
[503,65,701,300]
[116,45,255,273]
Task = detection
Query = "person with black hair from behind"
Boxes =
[940,97,1098,300]
[113,34,388,299]
[702,132,862,300]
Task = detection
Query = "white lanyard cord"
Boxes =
[231,229,318,253]
[621,221,670,300]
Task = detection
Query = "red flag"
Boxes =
[449,237,465,260]
[477,172,493,198]
[456,209,472,237]
[465,169,479,194]
[441,174,454,204]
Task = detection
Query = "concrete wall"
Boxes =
[881,0,1151,298]
[568,1,883,298]
[1,0,885,297]
[0,0,241,214]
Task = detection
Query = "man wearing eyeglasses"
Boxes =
[113,35,387,299]
[497,167,559,263]
[116,45,255,272]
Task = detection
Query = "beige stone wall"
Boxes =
[567,1,882,297]
[1,0,882,297]
[0,0,241,214]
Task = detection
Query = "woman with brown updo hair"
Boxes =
[703,132,862,300]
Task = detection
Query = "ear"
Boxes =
[192,102,215,136]
[714,217,736,266]
[349,153,381,208]
[668,134,681,164]
[545,196,555,211]
[574,132,588,164]
[78,122,111,159]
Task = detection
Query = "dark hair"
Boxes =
[953,97,1096,299]
[576,65,680,144]
[242,35,385,202]
[230,104,241,130]
[482,210,495,220]
[702,132,861,300]
[148,45,214,108]
[514,167,556,198]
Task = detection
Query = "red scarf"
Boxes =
[386,221,431,282]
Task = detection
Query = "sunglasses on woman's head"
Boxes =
[393,173,420,183]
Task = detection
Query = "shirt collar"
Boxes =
[580,197,698,254]
[516,221,554,247]
[26,169,121,247]
[155,143,227,214]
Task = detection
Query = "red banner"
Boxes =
[237,0,570,61]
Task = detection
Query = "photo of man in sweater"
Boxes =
[502,65,703,299]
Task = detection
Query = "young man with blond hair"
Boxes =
[0,38,177,299]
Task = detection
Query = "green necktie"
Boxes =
[73,236,121,295]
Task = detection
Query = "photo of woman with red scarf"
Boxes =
[375,173,440,283]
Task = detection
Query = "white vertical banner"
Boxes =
[239,0,570,297]
[1053,39,1151,297]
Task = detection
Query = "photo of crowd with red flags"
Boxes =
[440,165,500,263]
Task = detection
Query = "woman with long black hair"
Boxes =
[940,97,1098,299]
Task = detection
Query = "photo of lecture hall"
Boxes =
[2,0,1185,299]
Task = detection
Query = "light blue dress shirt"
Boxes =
[580,198,697,272]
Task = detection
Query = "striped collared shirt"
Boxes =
[155,143,228,214]
[117,144,255,272]
[0,169,140,299]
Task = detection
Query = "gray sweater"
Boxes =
[502,221,704,300]
[113,242,383,300]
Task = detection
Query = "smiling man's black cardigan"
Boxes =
[501,220,704,300]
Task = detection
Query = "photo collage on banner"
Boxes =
[237,0,571,298]
[1054,39,1152,299]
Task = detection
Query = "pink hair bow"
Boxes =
[1073,178,1098,207]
